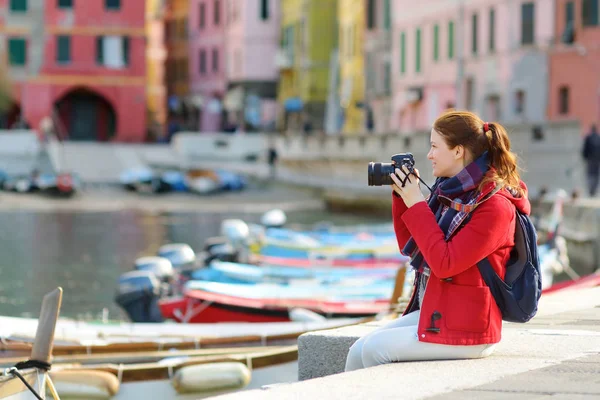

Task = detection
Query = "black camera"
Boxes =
[368,153,415,186]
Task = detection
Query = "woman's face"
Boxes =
[427,129,466,178]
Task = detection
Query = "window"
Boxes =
[105,0,120,10]
[400,32,406,74]
[415,28,421,73]
[96,36,129,68]
[367,0,376,29]
[582,0,599,26]
[521,3,535,45]
[56,35,70,64]
[489,8,495,52]
[10,0,27,12]
[471,13,478,55]
[559,86,569,114]
[384,0,391,30]
[563,2,575,43]
[515,90,525,114]
[448,21,454,59]
[465,78,474,110]
[212,48,219,72]
[433,24,439,62]
[58,0,73,8]
[199,49,206,74]
[214,0,220,25]
[8,37,26,66]
[199,3,205,29]
[260,0,269,20]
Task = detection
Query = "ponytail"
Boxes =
[481,123,524,196]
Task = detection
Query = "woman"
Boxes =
[345,110,531,371]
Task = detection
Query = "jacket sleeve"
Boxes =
[400,196,514,279]
[392,192,412,254]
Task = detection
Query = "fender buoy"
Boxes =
[171,362,251,394]
[48,370,120,399]
[56,174,73,193]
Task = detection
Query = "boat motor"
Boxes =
[157,243,196,269]
[260,209,287,228]
[114,270,164,323]
[134,256,174,283]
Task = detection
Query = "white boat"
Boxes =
[0,288,62,400]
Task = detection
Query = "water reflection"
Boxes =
[0,209,386,320]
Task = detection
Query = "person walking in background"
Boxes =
[267,137,278,180]
[582,125,600,196]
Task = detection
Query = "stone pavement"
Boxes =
[209,286,600,400]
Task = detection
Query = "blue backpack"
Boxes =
[466,187,542,323]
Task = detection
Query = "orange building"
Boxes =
[548,0,600,134]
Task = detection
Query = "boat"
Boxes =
[0,287,62,400]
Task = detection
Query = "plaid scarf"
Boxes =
[402,152,491,273]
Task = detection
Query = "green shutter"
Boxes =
[384,0,391,30]
[96,36,104,65]
[8,38,26,66]
[56,35,70,63]
[433,24,439,62]
[58,0,73,8]
[416,28,421,73]
[400,32,405,74]
[448,21,454,59]
[123,36,130,66]
[10,0,27,12]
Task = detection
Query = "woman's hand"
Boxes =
[390,165,426,208]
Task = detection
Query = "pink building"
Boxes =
[225,0,280,131]
[548,0,600,134]
[189,0,227,132]
[364,0,393,134]
[392,0,554,133]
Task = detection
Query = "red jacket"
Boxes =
[393,181,531,345]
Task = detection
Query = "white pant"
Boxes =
[345,311,497,371]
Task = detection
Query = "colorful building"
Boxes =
[0,0,147,141]
[392,0,554,133]
[338,0,365,134]
[548,0,600,134]
[188,0,227,132]
[364,0,393,134]
[146,0,168,137]
[225,0,280,131]
[165,0,191,129]
[277,0,338,132]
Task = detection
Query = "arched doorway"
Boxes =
[55,88,116,141]
[0,103,22,129]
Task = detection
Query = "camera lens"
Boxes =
[368,162,395,186]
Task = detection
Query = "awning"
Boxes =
[284,97,303,112]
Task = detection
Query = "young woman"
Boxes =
[345,110,531,371]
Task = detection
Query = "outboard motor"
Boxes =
[220,219,251,263]
[134,256,174,283]
[157,243,196,269]
[115,270,163,323]
[261,209,287,228]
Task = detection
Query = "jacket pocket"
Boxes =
[444,284,492,333]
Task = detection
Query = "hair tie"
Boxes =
[483,122,489,133]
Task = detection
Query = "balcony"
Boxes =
[275,49,294,70]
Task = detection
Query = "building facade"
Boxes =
[225,0,280,131]
[0,0,147,141]
[188,0,227,132]
[338,0,365,134]
[392,0,554,133]
[364,0,393,134]
[548,0,600,134]
[277,0,338,133]
[146,0,168,138]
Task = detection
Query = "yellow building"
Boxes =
[277,0,338,132]
[146,0,167,131]
[338,0,365,134]
[165,0,189,100]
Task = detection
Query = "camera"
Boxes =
[368,153,415,186]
